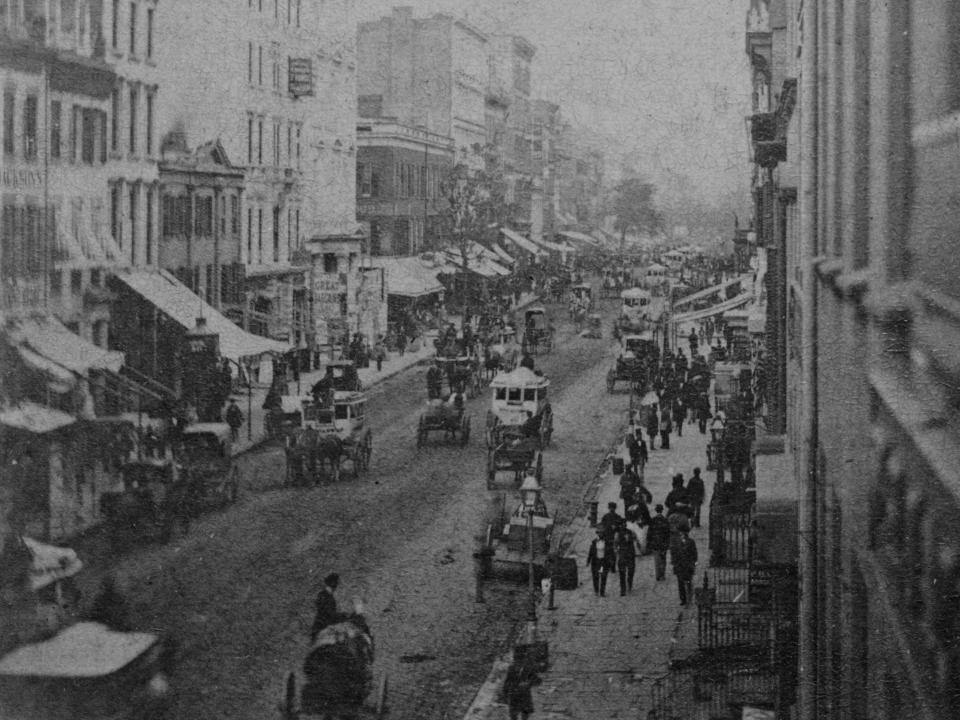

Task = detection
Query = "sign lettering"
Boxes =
[1,168,44,189]
[288,58,314,98]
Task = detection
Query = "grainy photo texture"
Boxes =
[0,1,934,719]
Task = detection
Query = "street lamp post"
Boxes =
[519,474,542,646]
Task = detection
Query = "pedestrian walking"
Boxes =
[600,502,625,542]
[647,505,671,581]
[619,464,641,516]
[672,529,698,606]
[625,429,642,470]
[396,332,406,358]
[503,655,541,720]
[309,573,344,642]
[665,474,692,518]
[646,409,659,450]
[587,528,616,596]
[687,467,706,528]
[373,337,387,372]
[697,396,712,434]
[659,411,672,450]
[225,399,244,442]
[672,398,684,438]
[615,525,639,595]
[637,433,649,469]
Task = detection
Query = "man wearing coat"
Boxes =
[686,467,706,528]
[586,528,616,597]
[671,529,698,606]
[615,525,639,595]
[309,573,344,642]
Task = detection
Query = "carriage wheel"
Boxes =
[606,370,616,393]
[375,673,389,717]
[486,449,496,487]
[228,467,240,504]
[461,416,471,446]
[535,452,544,482]
[282,671,300,718]
[362,435,373,471]
[353,444,364,478]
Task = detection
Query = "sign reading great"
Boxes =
[288,58,314,98]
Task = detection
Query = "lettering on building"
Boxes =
[1,168,44,189]
[288,58,314,98]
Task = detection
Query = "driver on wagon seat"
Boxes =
[521,411,541,438]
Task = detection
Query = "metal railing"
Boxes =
[708,502,754,566]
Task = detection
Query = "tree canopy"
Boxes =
[612,178,663,246]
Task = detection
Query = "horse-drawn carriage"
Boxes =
[483,325,520,379]
[521,306,554,356]
[284,392,373,484]
[606,332,658,393]
[416,397,471,447]
[280,608,387,719]
[178,422,241,507]
[100,457,192,547]
[485,367,552,488]
[311,360,363,397]
[434,355,483,398]
[570,283,593,310]
[615,287,656,337]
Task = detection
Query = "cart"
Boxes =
[486,431,543,488]
[582,313,603,339]
[417,399,471,447]
[100,458,192,547]
[285,392,373,482]
[607,331,658,393]
[521,306,554,356]
[615,287,656,336]
[478,491,555,582]
[570,283,594,309]
[0,622,175,720]
[178,422,241,508]
[435,355,482,398]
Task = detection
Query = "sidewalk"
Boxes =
[464,372,710,719]
[231,291,544,455]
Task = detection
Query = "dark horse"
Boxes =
[287,430,344,485]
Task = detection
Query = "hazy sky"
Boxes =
[355,0,753,206]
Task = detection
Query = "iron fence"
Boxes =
[708,503,754,566]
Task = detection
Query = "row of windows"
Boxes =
[392,162,443,200]
[0,203,50,280]
[171,263,246,306]
[246,114,301,168]
[110,80,156,158]
[109,181,156,265]
[110,0,155,60]
[245,204,300,265]
[248,0,302,28]
[161,193,241,239]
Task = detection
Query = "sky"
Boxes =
[355,0,754,211]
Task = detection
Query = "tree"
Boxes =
[440,146,516,316]
[612,178,663,252]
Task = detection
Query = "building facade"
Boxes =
[155,0,359,351]
[355,118,453,257]
[357,7,487,169]
[554,123,605,229]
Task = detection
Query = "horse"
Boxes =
[310,434,344,483]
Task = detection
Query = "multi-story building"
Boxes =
[554,124,605,229]
[154,0,359,354]
[355,117,454,256]
[486,33,535,231]
[529,99,560,244]
[100,0,162,271]
[357,7,488,170]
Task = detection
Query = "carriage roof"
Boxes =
[490,366,550,389]
[571,283,592,291]
[524,305,548,316]
[332,390,366,404]
[621,287,651,299]
[623,331,655,343]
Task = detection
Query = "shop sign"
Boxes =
[288,58,314,98]
[1,167,44,190]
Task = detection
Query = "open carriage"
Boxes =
[570,283,593,309]
[100,458,192,547]
[417,397,471,447]
[606,331,658,393]
[434,355,482,398]
[284,392,373,484]
[521,306,554,356]
[178,423,241,508]
[281,612,387,720]
[483,326,520,379]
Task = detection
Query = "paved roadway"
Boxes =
[72,296,630,720]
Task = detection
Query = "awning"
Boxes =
[532,237,575,254]
[114,270,290,360]
[500,227,542,256]
[4,315,124,375]
[442,251,510,278]
[671,292,754,323]
[487,243,515,265]
[558,230,602,248]
[16,346,76,393]
[0,402,76,433]
[367,256,445,298]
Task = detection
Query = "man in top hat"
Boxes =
[310,572,344,642]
